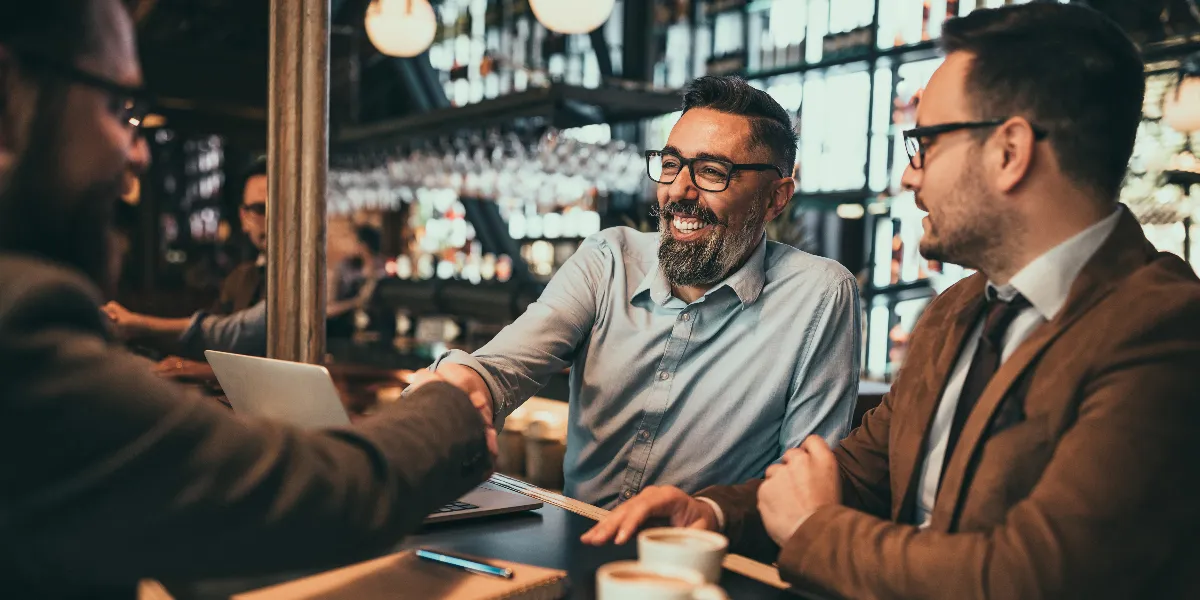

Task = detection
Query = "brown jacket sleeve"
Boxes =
[696,388,896,563]
[774,305,1200,600]
[0,258,490,591]
[212,262,263,315]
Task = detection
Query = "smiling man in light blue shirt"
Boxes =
[431,76,861,508]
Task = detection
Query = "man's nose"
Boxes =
[900,162,921,193]
[667,165,700,202]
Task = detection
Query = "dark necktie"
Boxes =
[937,292,1030,489]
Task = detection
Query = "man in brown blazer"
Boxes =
[0,1,495,597]
[583,4,1200,598]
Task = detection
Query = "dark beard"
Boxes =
[655,198,764,287]
[0,83,121,297]
[916,153,1003,272]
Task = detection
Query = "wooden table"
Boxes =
[164,500,801,600]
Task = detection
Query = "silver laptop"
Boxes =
[204,350,541,524]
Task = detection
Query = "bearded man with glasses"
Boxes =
[424,75,861,509]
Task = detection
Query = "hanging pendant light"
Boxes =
[365,0,438,58]
[529,0,616,35]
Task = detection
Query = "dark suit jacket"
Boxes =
[699,209,1200,599]
[0,255,491,598]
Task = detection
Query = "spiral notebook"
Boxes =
[232,550,568,600]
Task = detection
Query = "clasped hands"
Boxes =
[406,363,500,467]
[580,436,842,548]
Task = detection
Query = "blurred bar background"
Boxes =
[117,0,1200,391]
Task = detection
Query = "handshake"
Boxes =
[407,364,501,469]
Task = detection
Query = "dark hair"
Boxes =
[228,156,268,206]
[680,76,798,176]
[355,225,382,255]
[941,2,1145,200]
[0,1,101,63]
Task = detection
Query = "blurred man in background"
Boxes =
[102,159,268,345]
[327,224,387,338]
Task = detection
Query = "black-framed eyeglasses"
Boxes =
[902,119,1049,169]
[646,150,785,193]
[16,52,154,130]
[241,203,267,216]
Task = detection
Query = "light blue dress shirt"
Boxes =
[434,227,861,508]
[913,207,1123,527]
[179,300,268,359]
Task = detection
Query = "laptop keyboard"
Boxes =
[434,501,480,514]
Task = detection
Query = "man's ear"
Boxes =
[764,175,796,223]
[0,46,13,155]
[0,46,17,179]
[0,45,33,159]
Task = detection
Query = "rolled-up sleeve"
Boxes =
[432,236,612,426]
[779,275,861,453]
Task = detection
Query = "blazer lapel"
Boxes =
[930,207,1157,531]
[892,275,988,522]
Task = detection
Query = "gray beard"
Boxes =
[658,198,764,288]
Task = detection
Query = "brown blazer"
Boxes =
[0,255,491,598]
[213,260,266,315]
[699,209,1200,599]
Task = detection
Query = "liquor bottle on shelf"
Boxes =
[706,9,745,75]
[890,220,903,285]
[921,0,932,41]
[748,7,766,73]
[946,0,960,19]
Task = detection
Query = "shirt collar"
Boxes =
[988,206,1123,320]
[632,235,768,307]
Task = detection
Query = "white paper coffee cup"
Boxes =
[637,527,729,584]
[596,560,728,600]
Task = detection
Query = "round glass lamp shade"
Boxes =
[529,0,616,34]
[365,0,437,58]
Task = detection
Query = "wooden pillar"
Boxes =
[266,0,329,363]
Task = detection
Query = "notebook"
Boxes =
[232,550,568,600]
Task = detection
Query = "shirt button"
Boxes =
[622,489,634,500]
[638,430,650,441]
[657,371,669,381]
[680,313,691,322]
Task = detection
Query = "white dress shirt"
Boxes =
[912,207,1122,527]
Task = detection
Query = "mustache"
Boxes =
[651,201,729,227]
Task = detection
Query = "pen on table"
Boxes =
[416,549,514,579]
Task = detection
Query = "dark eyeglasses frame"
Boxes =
[16,51,155,130]
[646,150,785,193]
[902,119,1049,169]
[241,203,267,216]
